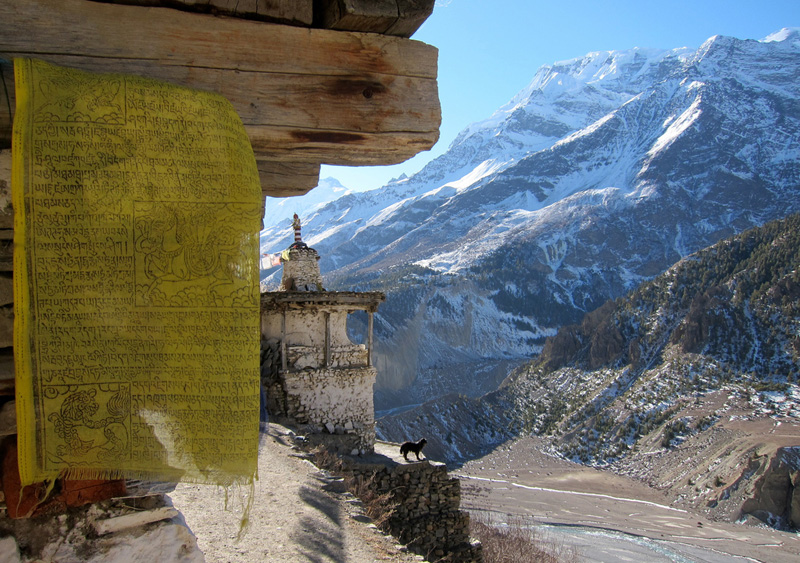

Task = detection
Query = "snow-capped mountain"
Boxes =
[261,176,351,239]
[261,29,800,411]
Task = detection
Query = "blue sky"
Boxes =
[321,0,800,192]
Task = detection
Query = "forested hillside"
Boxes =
[378,214,800,467]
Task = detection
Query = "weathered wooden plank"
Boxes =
[317,0,399,34]
[0,61,439,166]
[0,60,12,150]
[317,0,433,37]
[91,0,433,37]
[252,128,439,165]
[0,0,440,166]
[0,150,10,229]
[386,0,435,37]
[92,0,314,26]
[0,1,437,79]
[2,56,438,134]
[258,161,320,198]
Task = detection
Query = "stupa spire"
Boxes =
[291,213,304,247]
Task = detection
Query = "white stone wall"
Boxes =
[286,344,367,370]
[282,367,376,452]
[261,309,356,350]
[279,248,323,291]
[260,291,383,453]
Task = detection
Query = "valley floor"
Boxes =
[458,433,800,563]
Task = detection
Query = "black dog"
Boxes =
[399,438,427,461]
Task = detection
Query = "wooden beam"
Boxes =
[258,161,320,198]
[317,0,399,34]
[1,58,439,166]
[92,0,434,37]
[251,127,439,165]
[0,0,440,166]
[315,0,434,37]
[91,0,315,26]
[387,0,435,37]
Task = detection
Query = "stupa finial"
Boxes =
[290,213,306,248]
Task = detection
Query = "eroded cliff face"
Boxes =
[606,414,800,532]
[739,447,800,530]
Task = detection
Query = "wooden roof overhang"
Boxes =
[0,0,440,199]
[261,291,386,313]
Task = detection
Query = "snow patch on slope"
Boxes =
[647,91,703,158]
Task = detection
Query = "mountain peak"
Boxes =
[318,176,346,189]
[762,27,800,43]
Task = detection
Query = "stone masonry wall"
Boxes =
[342,448,482,563]
[279,247,323,291]
[283,366,376,454]
[260,339,376,454]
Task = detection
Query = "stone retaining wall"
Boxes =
[340,443,482,562]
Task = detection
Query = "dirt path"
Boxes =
[169,425,423,563]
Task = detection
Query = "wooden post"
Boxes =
[367,311,374,367]
[324,311,331,368]
[114,0,316,26]
[280,311,288,372]
[0,60,12,150]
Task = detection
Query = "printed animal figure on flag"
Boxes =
[47,387,129,464]
[134,202,259,307]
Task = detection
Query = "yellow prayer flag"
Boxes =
[13,58,262,486]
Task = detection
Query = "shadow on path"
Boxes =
[292,485,347,563]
